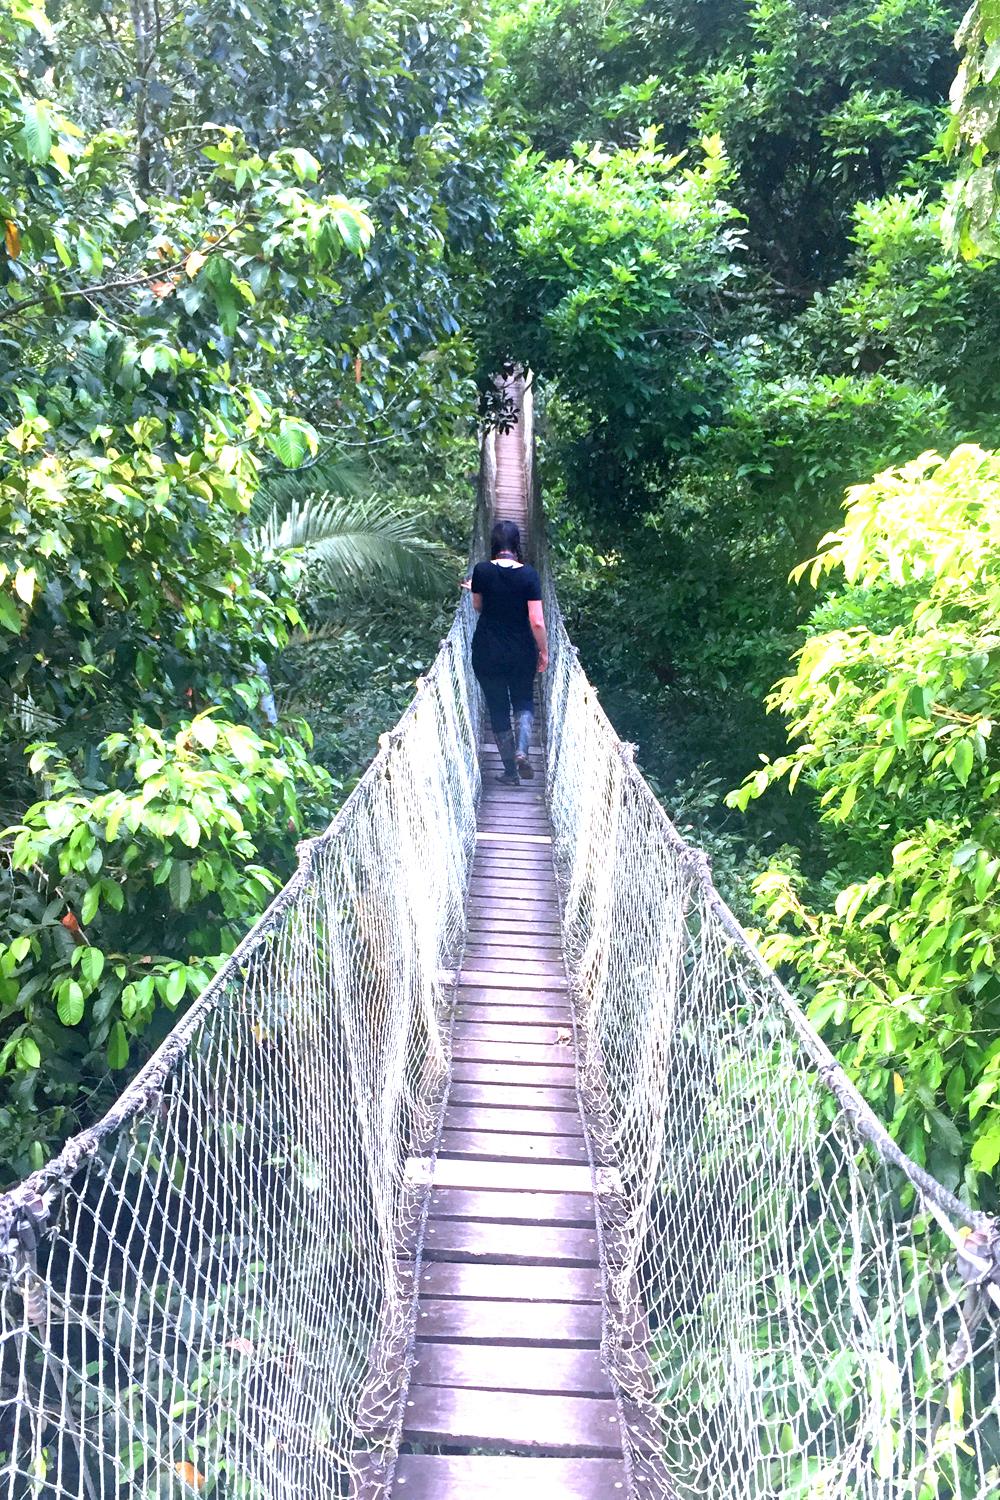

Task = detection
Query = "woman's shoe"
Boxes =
[516,753,534,780]
[495,770,521,787]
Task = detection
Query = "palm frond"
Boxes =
[248,450,371,530]
[251,492,455,596]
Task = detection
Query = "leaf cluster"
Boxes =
[729,445,1000,1201]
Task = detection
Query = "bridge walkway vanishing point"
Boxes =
[392,409,629,1497]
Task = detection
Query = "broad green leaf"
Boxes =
[57,979,85,1026]
[14,568,35,602]
[0,592,21,633]
[20,101,52,163]
[100,879,124,912]
[165,965,187,1006]
[951,738,974,786]
[872,747,894,785]
[16,1037,41,1070]
[190,716,219,750]
[169,861,192,908]
[78,947,105,987]
[265,420,317,470]
[333,207,363,254]
[107,1021,129,1070]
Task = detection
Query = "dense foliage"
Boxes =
[0,0,487,1179]
[730,447,1000,1206]
[4,0,1000,1218]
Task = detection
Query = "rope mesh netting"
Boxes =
[0,389,998,1500]
[525,427,1000,1495]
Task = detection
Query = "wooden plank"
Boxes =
[466,922,563,940]
[464,900,560,912]
[451,1062,578,1087]
[454,1021,570,1045]
[476,817,550,828]
[402,1386,621,1457]
[467,888,557,903]
[468,879,556,897]
[476,822,550,833]
[459,971,568,991]
[456,1004,571,1026]
[438,1130,588,1165]
[464,942,566,954]
[471,875,555,890]
[432,1158,593,1193]
[462,944,564,962]
[452,1040,576,1065]
[392,1454,627,1500]
[461,956,565,976]
[419,1263,602,1302]
[410,1343,610,1396]
[467,908,560,924]
[476,832,552,844]
[423,1219,599,1265]
[428,1186,593,1224]
[472,854,554,870]
[455,989,569,1009]
[447,1083,578,1110]
[456,985,571,1007]
[442,1105,583,1136]
[478,792,547,802]
[466,906,562,924]
[469,856,552,868]
[415,1297,601,1345]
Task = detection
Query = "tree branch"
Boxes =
[0,217,249,326]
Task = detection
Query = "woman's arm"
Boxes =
[528,599,548,672]
[473,593,483,613]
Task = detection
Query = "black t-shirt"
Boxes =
[470,560,542,676]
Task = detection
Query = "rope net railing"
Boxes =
[1,384,998,1500]
[523,414,1000,1497]
[0,438,498,1500]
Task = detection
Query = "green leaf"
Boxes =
[971,1123,1000,1174]
[107,1021,129,1070]
[951,738,974,787]
[16,1037,41,1070]
[78,947,105,987]
[265,420,317,470]
[80,884,100,925]
[100,879,124,912]
[20,101,52,164]
[190,716,219,750]
[57,979,85,1026]
[165,965,187,1007]
[169,861,192,909]
[0,591,21,633]
[872,746,894,785]
[332,207,362,254]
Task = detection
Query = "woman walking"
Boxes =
[469,520,548,787]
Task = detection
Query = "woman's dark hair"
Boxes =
[490,520,522,561]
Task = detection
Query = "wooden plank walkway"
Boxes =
[391,406,628,1496]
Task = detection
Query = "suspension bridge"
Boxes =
[0,381,998,1499]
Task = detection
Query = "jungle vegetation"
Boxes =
[2,0,1000,1219]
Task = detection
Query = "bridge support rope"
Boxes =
[0,380,997,1500]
